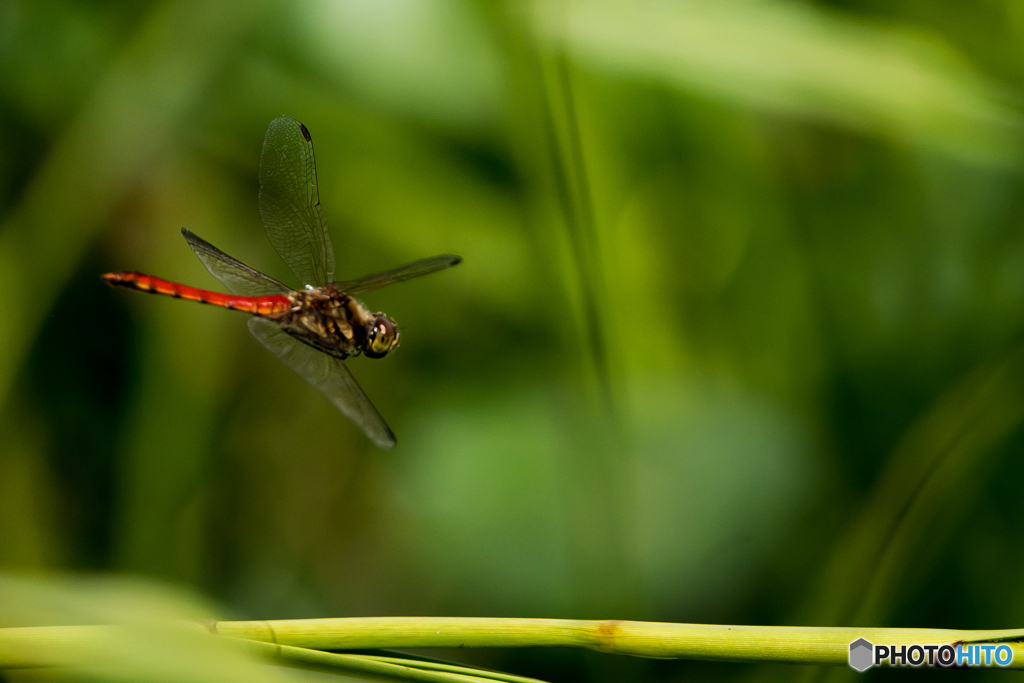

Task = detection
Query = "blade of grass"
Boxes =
[0,0,267,415]
[491,1,639,617]
[245,640,549,683]
[0,623,300,683]
[796,343,1024,630]
[355,654,547,683]
[537,0,1024,165]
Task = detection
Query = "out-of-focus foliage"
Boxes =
[1,0,1024,681]
[0,574,316,682]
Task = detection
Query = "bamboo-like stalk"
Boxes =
[211,618,1024,666]
[3,619,1023,669]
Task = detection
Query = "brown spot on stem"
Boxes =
[594,620,623,652]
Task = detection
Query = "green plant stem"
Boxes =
[211,618,1024,665]
[352,654,545,683]
[241,640,546,683]
[3,620,1023,669]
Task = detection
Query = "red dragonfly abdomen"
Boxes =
[102,272,291,316]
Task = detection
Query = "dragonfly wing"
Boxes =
[259,117,335,288]
[335,254,462,294]
[247,318,396,449]
[181,229,290,296]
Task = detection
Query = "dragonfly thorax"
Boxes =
[275,286,399,360]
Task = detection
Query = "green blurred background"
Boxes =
[2,0,1024,680]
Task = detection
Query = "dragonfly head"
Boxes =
[363,314,400,359]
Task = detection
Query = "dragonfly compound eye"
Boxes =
[364,315,399,359]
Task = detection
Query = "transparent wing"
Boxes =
[258,117,335,288]
[335,254,462,294]
[247,318,396,449]
[181,229,290,296]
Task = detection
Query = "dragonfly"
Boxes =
[104,117,461,448]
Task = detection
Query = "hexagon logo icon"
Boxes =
[849,638,874,672]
